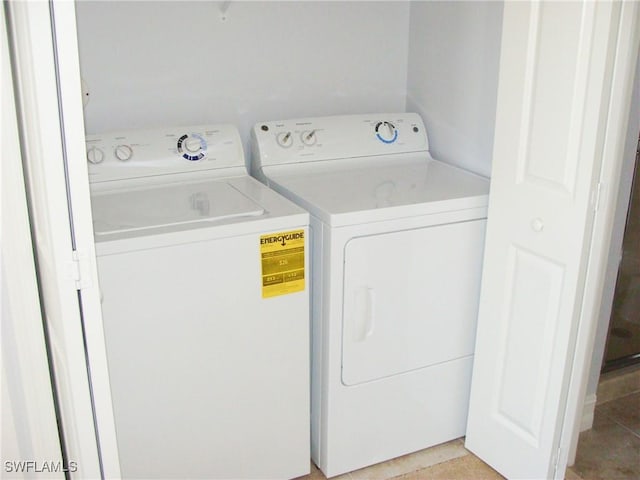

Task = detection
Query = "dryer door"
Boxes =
[341,219,486,386]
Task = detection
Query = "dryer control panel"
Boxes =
[86,124,245,185]
[251,113,429,167]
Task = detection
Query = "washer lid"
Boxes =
[91,180,265,236]
[264,154,490,226]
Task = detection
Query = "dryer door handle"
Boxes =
[354,287,375,341]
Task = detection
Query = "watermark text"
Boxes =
[4,460,78,473]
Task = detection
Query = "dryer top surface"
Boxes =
[263,154,490,226]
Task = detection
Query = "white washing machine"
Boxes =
[251,113,490,477]
[87,124,310,479]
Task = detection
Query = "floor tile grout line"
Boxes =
[596,406,640,439]
[611,418,640,440]
[597,389,640,407]
[596,390,640,441]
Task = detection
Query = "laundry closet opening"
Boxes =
[70,1,640,479]
[74,2,503,477]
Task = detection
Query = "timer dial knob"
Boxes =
[276,131,294,148]
[375,121,398,144]
[184,137,202,153]
[114,144,133,161]
[86,146,105,164]
[177,134,206,161]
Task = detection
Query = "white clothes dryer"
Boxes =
[251,113,490,477]
[87,124,310,479]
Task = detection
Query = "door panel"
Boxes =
[2,2,63,470]
[519,3,583,193]
[494,246,565,445]
[342,220,486,386]
[466,2,631,478]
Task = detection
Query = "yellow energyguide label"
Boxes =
[260,229,305,298]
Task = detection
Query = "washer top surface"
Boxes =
[86,124,308,249]
[91,179,265,236]
[265,155,489,226]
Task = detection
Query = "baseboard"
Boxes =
[580,393,597,432]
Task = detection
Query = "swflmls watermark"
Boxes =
[4,460,78,473]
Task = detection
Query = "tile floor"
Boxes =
[298,391,639,480]
[571,391,640,480]
[297,438,505,480]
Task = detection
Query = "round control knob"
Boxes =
[301,130,317,146]
[375,121,398,144]
[114,144,133,162]
[276,131,294,148]
[177,134,206,161]
[86,146,105,164]
[184,137,202,153]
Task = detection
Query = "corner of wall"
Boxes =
[404,1,503,178]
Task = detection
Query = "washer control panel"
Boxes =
[86,124,244,184]
[252,113,428,166]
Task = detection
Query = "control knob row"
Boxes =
[276,130,317,148]
[86,145,133,164]
[87,133,208,165]
[273,122,399,148]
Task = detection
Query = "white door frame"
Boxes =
[50,3,121,476]
[560,0,640,470]
[6,1,120,478]
[581,37,640,433]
